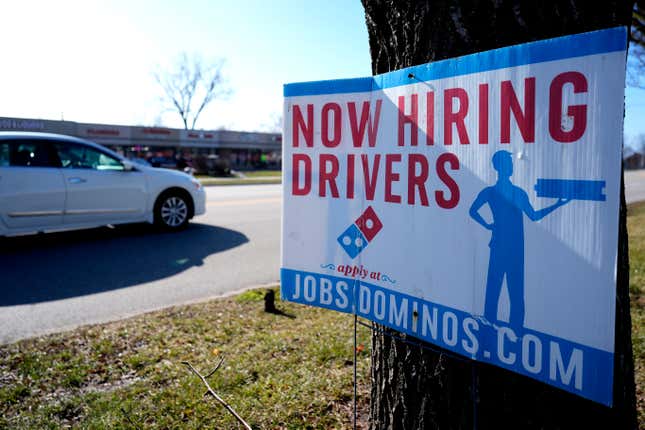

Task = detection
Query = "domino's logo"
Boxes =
[337,206,383,259]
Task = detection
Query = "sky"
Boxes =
[1,0,644,146]
[0,0,371,132]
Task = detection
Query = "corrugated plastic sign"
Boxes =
[281,27,627,406]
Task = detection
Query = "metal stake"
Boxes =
[353,313,358,430]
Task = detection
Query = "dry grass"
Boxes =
[0,289,370,429]
[627,202,645,426]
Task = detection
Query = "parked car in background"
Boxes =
[192,154,231,176]
[0,132,206,236]
[148,156,177,169]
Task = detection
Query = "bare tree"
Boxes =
[634,133,645,154]
[263,113,283,133]
[155,53,229,130]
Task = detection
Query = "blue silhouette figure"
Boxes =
[469,151,569,328]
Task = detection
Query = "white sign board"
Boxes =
[281,27,627,406]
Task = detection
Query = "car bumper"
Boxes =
[193,188,206,217]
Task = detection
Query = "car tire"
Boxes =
[154,190,192,231]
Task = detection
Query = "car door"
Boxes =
[0,139,65,231]
[53,141,147,226]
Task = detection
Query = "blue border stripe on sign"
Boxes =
[280,268,614,406]
[283,26,627,97]
[282,76,374,98]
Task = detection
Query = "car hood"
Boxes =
[139,166,195,181]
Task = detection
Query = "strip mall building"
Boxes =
[0,117,282,169]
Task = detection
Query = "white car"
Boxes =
[0,132,206,236]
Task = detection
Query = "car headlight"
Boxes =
[190,177,203,190]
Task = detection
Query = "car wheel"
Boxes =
[154,192,191,230]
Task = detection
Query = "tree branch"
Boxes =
[181,360,252,429]
[154,53,228,130]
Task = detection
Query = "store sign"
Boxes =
[86,128,121,136]
[281,27,627,405]
[0,118,44,130]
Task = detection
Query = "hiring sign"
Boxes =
[281,27,627,406]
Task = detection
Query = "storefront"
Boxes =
[0,116,282,172]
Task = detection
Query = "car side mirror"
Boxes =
[121,160,134,171]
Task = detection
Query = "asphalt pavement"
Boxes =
[0,184,281,344]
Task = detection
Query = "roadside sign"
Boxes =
[281,27,627,406]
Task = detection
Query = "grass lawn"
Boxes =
[0,290,370,429]
[627,202,645,425]
[198,177,281,186]
[239,170,282,178]
[195,170,282,186]
[0,205,643,428]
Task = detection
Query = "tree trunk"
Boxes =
[361,1,637,428]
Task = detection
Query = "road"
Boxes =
[0,185,281,344]
[626,170,645,204]
[2,173,645,345]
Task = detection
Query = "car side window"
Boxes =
[5,140,61,168]
[55,143,124,171]
[0,142,8,167]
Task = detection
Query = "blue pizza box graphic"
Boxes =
[535,179,606,201]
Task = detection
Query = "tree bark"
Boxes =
[361,1,637,428]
